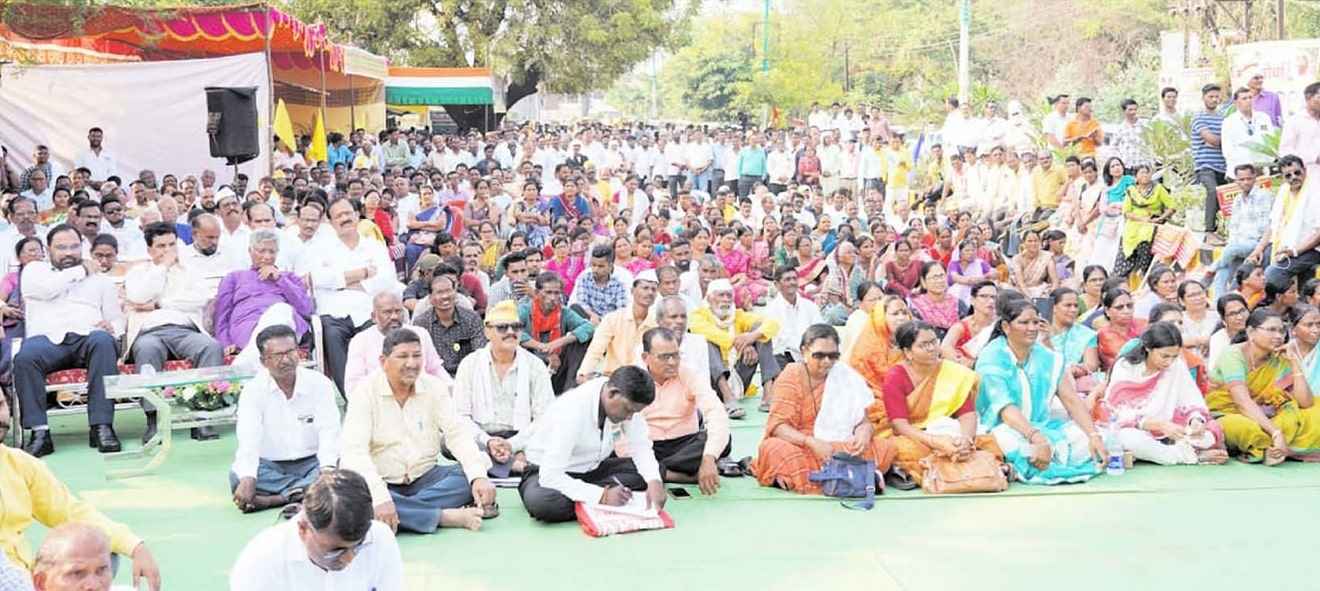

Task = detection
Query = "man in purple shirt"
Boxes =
[214,228,314,368]
[1248,70,1284,127]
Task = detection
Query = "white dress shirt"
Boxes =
[100,218,146,262]
[767,150,794,185]
[306,235,399,325]
[74,147,118,182]
[1221,110,1276,179]
[21,262,124,342]
[181,242,241,296]
[232,367,341,479]
[229,518,402,591]
[522,378,662,503]
[764,293,824,358]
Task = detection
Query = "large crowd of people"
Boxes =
[2,70,1320,588]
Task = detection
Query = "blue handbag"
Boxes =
[808,452,880,510]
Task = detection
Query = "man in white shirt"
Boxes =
[73,127,117,183]
[229,470,404,591]
[764,266,824,368]
[1041,94,1071,148]
[20,169,54,211]
[663,134,687,198]
[126,223,226,442]
[1221,86,1276,179]
[230,325,340,514]
[1265,155,1320,293]
[180,213,239,296]
[685,130,715,195]
[766,141,795,194]
[14,224,124,456]
[0,197,47,279]
[97,196,146,263]
[1154,86,1181,126]
[308,197,401,393]
[518,366,667,523]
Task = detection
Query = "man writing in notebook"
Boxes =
[518,366,666,523]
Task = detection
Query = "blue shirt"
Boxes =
[1190,110,1227,172]
[327,144,353,170]
[546,194,591,223]
[573,276,628,317]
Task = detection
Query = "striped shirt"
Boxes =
[1190,109,1227,172]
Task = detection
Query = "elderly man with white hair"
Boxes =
[688,278,781,413]
[213,228,314,369]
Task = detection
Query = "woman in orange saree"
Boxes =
[752,324,897,493]
[848,294,912,395]
[877,321,1003,487]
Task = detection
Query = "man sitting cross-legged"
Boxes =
[634,327,731,494]
[229,325,340,514]
[451,300,555,476]
[519,366,667,523]
[340,328,496,534]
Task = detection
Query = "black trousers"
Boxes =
[319,315,371,395]
[737,175,760,198]
[531,338,588,395]
[654,431,732,477]
[14,332,118,428]
[518,457,646,523]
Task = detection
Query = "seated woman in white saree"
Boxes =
[1097,322,1228,465]
[974,294,1104,485]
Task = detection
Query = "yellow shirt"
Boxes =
[0,445,141,570]
[687,306,781,361]
[341,372,491,506]
[581,306,648,377]
[1032,164,1067,209]
[881,147,913,189]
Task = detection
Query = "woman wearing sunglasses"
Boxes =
[752,324,896,494]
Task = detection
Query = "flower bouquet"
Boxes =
[157,380,244,412]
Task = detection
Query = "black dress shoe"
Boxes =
[22,430,53,457]
[90,425,122,453]
[190,426,219,441]
[141,412,158,445]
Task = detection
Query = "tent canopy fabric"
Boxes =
[0,2,380,74]
[386,66,494,106]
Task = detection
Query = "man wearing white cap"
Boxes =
[578,269,659,383]
[688,279,781,411]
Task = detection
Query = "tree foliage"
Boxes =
[625,0,1172,127]
[286,0,698,123]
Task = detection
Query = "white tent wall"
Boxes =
[0,53,271,187]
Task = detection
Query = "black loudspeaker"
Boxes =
[205,86,259,165]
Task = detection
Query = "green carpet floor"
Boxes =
[25,398,1320,591]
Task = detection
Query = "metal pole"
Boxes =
[349,74,356,132]
[263,2,275,177]
[958,0,970,104]
[761,0,770,74]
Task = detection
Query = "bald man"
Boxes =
[343,292,450,396]
[31,524,111,591]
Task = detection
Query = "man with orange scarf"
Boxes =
[519,271,595,394]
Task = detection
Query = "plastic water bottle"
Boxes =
[1104,420,1125,476]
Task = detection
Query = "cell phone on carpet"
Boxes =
[668,487,691,499]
